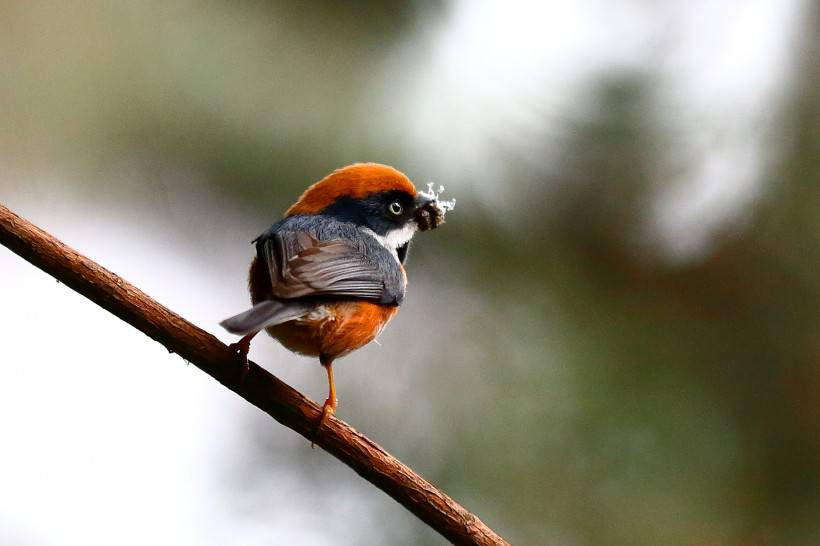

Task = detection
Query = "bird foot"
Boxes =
[228,334,254,384]
[310,397,337,449]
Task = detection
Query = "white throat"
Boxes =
[361,224,417,261]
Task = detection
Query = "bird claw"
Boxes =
[310,397,337,449]
[228,334,254,385]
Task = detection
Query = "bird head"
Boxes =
[286,163,455,259]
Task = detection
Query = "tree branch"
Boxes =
[0,203,510,546]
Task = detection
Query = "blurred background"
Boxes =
[1,1,819,545]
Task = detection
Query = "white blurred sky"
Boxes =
[379,0,806,260]
[0,178,435,545]
[0,183,315,545]
[0,1,811,544]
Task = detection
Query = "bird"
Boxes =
[220,163,455,437]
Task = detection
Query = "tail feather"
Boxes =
[220,300,311,336]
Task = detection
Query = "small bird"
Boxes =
[220,163,454,435]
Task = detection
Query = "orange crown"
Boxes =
[286,163,417,216]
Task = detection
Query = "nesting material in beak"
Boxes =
[414,183,456,232]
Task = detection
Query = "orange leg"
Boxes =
[312,356,337,447]
[228,331,257,384]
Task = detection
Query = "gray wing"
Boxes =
[260,231,392,302]
[220,299,313,335]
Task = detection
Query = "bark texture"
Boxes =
[0,203,510,546]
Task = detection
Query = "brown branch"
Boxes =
[0,203,510,546]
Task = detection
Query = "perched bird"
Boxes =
[220,163,455,435]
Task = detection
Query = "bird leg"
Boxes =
[320,359,338,425]
[312,356,337,447]
[228,331,257,384]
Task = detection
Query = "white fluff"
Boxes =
[419,182,457,213]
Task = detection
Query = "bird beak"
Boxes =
[413,194,444,232]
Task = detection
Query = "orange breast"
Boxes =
[267,301,398,360]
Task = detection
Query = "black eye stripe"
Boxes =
[319,190,416,235]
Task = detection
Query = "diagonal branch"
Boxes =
[0,203,510,546]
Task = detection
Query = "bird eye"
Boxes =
[388,202,403,216]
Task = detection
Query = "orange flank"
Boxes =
[286,163,417,216]
[248,255,269,305]
[267,300,398,359]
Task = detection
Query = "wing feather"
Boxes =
[260,231,388,301]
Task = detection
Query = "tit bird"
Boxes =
[220,163,454,435]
